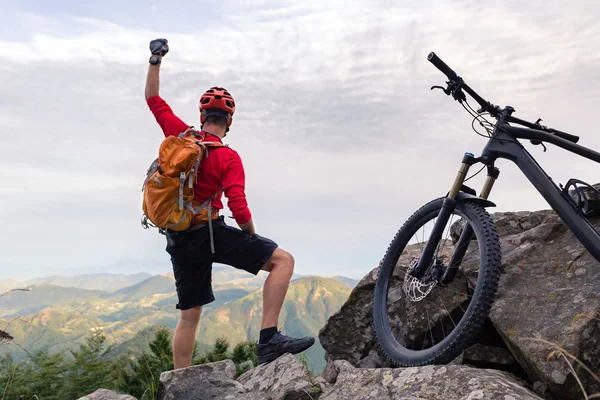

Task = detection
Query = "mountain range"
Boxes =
[0,269,354,372]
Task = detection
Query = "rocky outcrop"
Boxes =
[321,359,542,399]
[157,359,245,400]
[76,389,137,400]
[106,353,541,400]
[156,354,318,400]
[319,266,387,368]
[487,211,600,399]
[237,353,318,399]
[319,208,600,399]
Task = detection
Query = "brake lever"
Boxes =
[431,85,451,95]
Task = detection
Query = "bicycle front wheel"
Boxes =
[373,197,501,366]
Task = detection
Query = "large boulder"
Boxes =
[319,208,600,399]
[157,359,244,400]
[320,359,542,399]
[76,389,137,400]
[486,211,600,399]
[157,354,317,400]
[318,266,386,367]
[238,353,318,400]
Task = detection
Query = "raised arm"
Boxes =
[145,38,169,100]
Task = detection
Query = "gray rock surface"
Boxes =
[318,266,386,367]
[157,359,244,400]
[76,389,137,400]
[320,360,542,400]
[485,211,600,399]
[156,354,316,400]
[238,353,317,400]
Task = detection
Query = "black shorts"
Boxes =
[165,216,278,310]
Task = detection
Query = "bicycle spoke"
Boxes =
[426,308,435,347]
[439,299,457,328]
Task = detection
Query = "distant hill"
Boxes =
[23,273,152,292]
[0,279,19,294]
[292,274,359,289]
[212,265,266,288]
[0,285,105,317]
[107,274,176,302]
[333,276,359,288]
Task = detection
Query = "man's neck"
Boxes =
[202,125,226,139]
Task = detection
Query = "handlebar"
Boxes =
[428,51,580,144]
[508,116,580,144]
[549,129,580,143]
[427,52,458,81]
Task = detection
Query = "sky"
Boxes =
[1,0,599,280]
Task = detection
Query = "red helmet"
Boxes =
[199,87,236,127]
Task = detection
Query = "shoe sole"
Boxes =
[257,339,315,364]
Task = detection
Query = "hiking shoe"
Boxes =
[256,331,315,364]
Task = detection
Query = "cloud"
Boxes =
[1,0,600,280]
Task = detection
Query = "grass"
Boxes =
[524,337,600,399]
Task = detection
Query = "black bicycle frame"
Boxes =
[484,122,600,261]
[412,110,600,278]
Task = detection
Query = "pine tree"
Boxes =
[58,330,122,399]
[122,326,174,400]
[231,340,257,376]
[27,350,69,400]
[194,335,230,364]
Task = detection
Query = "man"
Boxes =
[144,38,315,369]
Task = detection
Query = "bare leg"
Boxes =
[260,248,294,329]
[173,306,202,369]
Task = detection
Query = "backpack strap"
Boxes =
[191,193,219,254]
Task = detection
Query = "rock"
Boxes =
[157,354,317,400]
[463,343,517,369]
[318,243,425,369]
[320,360,542,399]
[76,389,137,400]
[237,353,317,400]
[322,359,354,384]
[320,207,600,399]
[157,359,245,400]
[319,267,386,367]
[485,211,600,399]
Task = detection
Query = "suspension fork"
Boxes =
[411,152,476,278]
[411,153,500,278]
[440,165,500,283]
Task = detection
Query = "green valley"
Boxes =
[0,272,352,373]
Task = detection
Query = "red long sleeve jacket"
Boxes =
[147,96,252,225]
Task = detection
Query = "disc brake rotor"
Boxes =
[403,257,437,302]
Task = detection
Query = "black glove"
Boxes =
[149,38,169,56]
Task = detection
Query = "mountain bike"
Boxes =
[373,51,600,366]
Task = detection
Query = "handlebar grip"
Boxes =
[552,129,580,144]
[427,52,458,80]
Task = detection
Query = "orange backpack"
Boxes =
[141,128,227,243]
